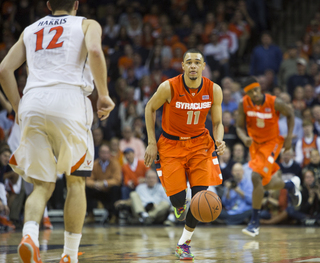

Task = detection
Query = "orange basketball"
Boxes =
[190,190,222,223]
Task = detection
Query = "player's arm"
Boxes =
[83,19,114,120]
[274,97,294,152]
[210,83,225,155]
[236,100,252,147]
[144,81,171,167]
[0,32,26,114]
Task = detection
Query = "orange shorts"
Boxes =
[156,130,222,196]
[249,136,284,186]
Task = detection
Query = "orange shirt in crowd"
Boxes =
[122,159,149,187]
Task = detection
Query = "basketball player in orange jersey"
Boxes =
[236,77,302,237]
[144,48,225,260]
[0,1,114,262]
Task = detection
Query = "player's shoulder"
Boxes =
[82,19,101,27]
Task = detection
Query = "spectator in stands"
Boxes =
[280,149,302,181]
[221,77,242,104]
[162,56,180,79]
[232,143,246,164]
[259,189,289,225]
[312,86,320,107]
[250,32,282,77]
[128,169,171,225]
[221,89,238,113]
[132,117,147,145]
[228,9,252,58]
[304,84,315,108]
[92,127,104,160]
[219,146,235,183]
[115,26,133,53]
[309,20,320,46]
[303,149,320,184]
[310,43,320,65]
[118,87,144,129]
[295,120,320,167]
[203,30,229,80]
[278,44,298,88]
[131,52,149,80]
[286,169,320,226]
[218,163,253,225]
[312,105,320,135]
[119,125,146,160]
[287,58,314,98]
[0,146,17,229]
[222,111,240,150]
[109,137,124,167]
[175,14,192,42]
[126,14,142,39]
[85,145,121,224]
[118,44,134,75]
[292,86,306,116]
[218,21,238,56]
[121,148,149,199]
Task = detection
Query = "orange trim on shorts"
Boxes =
[70,153,86,174]
[9,154,17,166]
[244,82,260,93]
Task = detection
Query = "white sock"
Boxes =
[62,231,82,263]
[178,228,194,245]
[22,221,39,247]
[43,206,48,218]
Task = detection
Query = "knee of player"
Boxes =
[170,190,186,208]
[66,175,86,189]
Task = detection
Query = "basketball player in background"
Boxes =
[0,1,114,262]
[144,48,225,260]
[236,77,301,237]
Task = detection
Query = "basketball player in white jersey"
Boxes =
[0,1,114,262]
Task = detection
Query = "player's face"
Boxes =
[182,53,205,81]
[246,86,263,103]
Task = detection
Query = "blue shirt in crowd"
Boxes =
[250,44,282,76]
[222,176,253,215]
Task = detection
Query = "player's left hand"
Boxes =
[215,140,226,155]
[283,136,292,153]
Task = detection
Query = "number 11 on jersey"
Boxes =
[187,111,200,125]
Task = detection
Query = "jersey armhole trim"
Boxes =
[169,81,174,104]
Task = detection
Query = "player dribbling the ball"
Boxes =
[144,48,226,260]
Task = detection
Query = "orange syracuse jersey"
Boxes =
[162,74,214,138]
[243,94,280,143]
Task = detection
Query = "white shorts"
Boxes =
[9,86,94,183]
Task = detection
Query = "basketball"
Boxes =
[190,190,222,223]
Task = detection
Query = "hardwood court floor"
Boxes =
[1,224,320,263]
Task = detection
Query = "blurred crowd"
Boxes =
[0,0,320,230]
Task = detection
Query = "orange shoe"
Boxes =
[18,235,42,263]
[42,217,53,230]
[59,255,71,263]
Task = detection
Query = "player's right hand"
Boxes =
[97,95,115,120]
[244,136,253,147]
[144,143,157,167]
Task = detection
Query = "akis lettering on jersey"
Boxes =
[38,18,67,27]
[247,111,272,119]
[175,102,212,110]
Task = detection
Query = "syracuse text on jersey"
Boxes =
[175,101,212,110]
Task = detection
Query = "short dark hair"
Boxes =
[183,48,204,61]
[49,0,76,13]
[242,76,258,90]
